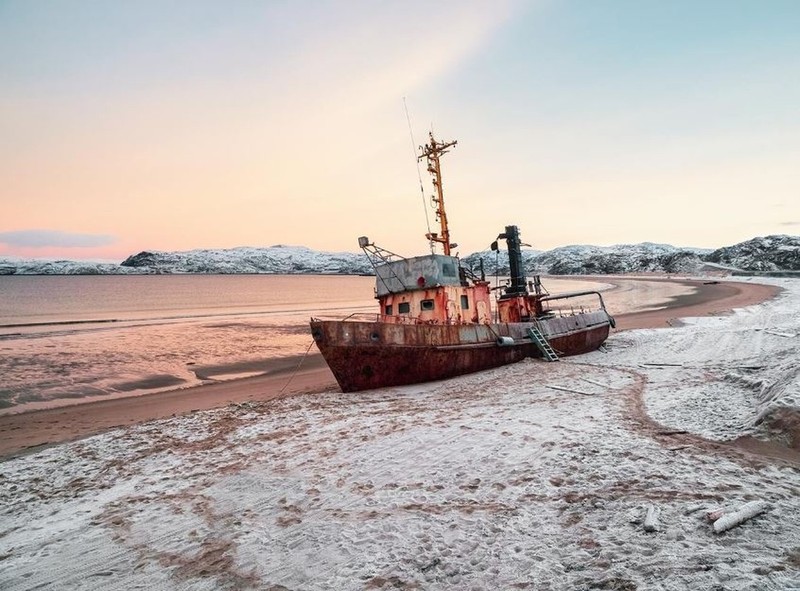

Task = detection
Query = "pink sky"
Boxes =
[2,1,798,261]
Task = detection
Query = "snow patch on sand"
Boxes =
[585,278,800,445]
[1,279,799,590]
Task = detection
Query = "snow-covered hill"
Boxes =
[119,245,372,275]
[463,242,712,276]
[464,236,800,276]
[1,235,797,275]
[705,235,800,272]
[0,258,143,275]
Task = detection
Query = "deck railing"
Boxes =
[311,291,610,325]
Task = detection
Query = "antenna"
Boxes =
[403,97,434,254]
[418,131,457,256]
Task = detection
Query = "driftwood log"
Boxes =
[764,330,795,338]
[712,501,772,534]
[705,508,725,522]
[546,385,594,396]
[643,506,660,532]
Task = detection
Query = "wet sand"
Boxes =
[609,278,781,329]
[0,278,781,458]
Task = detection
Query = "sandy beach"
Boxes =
[0,277,780,458]
[2,275,799,591]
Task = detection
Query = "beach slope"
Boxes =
[0,278,781,457]
[1,277,798,590]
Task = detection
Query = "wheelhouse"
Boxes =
[374,254,491,325]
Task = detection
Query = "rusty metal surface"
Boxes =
[310,315,611,393]
[379,284,492,325]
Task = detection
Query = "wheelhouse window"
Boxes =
[461,295,469,309]
[398,302,410,314]
[420,299,435,311]
[384,305,393,315]
[442,263,456,277]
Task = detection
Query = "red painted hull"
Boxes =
[310,311,612,392]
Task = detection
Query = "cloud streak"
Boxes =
[0,230,115,248]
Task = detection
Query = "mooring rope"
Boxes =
[279,340,316,395]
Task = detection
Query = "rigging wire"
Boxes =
[403,97,435,254]
[279,340,316,395]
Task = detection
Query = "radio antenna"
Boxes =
[403,97,435,254]
[418,131,457,256]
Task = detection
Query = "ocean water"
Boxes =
[0,275,377,412]
[0,274,686,413]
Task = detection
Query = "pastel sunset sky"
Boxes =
[1,0,798,261]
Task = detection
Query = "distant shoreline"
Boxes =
[0,277,781,459]
[0,271,376,277]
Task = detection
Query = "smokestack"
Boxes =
[500,225,527,297]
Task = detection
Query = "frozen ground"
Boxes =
[1,279,798,590]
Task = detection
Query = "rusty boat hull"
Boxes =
[312,135,614,393]
[310,310,611,392]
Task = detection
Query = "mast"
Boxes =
[419,132,457,255]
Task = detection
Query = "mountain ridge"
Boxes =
[1,235,798,276]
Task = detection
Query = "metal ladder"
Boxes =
[526,327,559,362]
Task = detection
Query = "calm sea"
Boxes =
[0,275,378,412]
[0,274,677,413]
